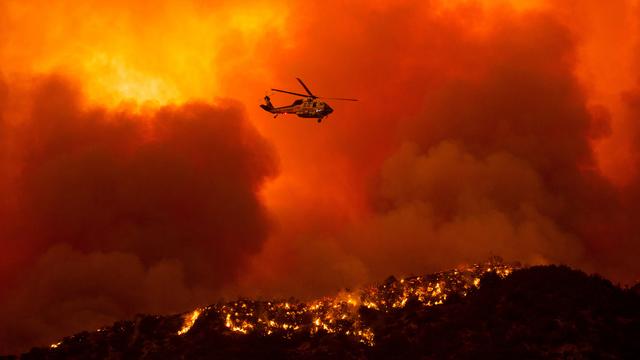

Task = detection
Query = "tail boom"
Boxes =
[260,96,275,112]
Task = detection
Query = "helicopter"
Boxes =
[260,78,358,123]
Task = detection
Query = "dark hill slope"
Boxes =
[367,266,640,359]
[9,265,640,359]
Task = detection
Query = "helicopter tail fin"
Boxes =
[260,95,274,112]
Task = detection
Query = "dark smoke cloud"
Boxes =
[394,13,622,263]
[615,83,640,274]
[0,245,194,352]
[0,75,277,353]
[0,74,15,294]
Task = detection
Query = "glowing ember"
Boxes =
[50,341,61,349]
[177,309,202,335]
[175,258,517,346]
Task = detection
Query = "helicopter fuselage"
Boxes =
[261,97,333,121]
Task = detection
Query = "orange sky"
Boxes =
[2,0,637,185]
[2,0,638,187]
[1,0,640,353]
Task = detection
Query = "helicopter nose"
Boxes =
[325,105,333,114]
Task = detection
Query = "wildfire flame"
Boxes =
[46,259,515,350]
[203,259,515,346]
[177,308,202,335]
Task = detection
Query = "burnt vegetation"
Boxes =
[10,265,640,359]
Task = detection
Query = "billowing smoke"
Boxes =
[0,75,277,353]
[230,2,640,298]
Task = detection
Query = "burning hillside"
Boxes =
[177,258,514,347]
[12,259,640,359]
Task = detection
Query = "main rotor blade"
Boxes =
[296,78,316,97]
[320,97,359,101]
[271,88,309,97]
